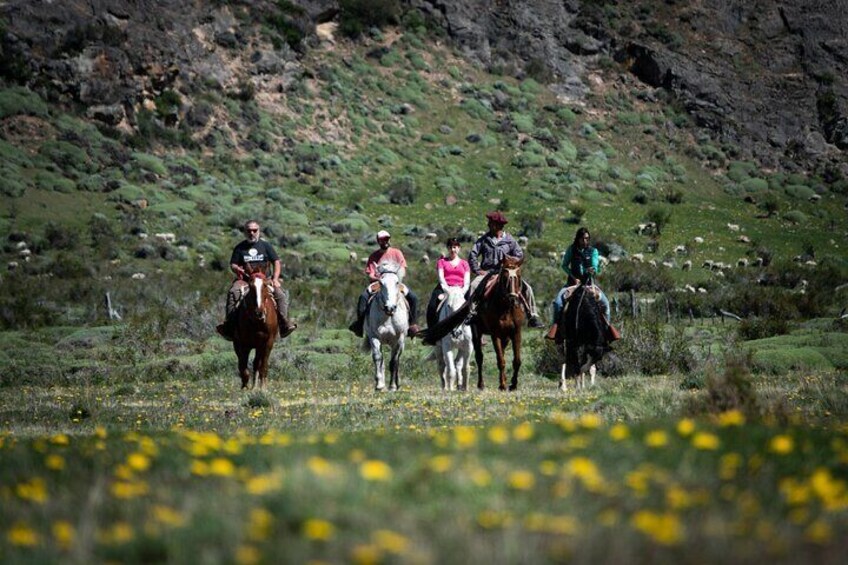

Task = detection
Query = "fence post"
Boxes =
[630,289,637,318]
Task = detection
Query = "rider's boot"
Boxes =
[545,323,558,341]
[606,322,621,342]
[348,314,365,337]
[527,314,545,328]
[216,293,238,341]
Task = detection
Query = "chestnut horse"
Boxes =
[233,271,278,389]
[471,256,526,390]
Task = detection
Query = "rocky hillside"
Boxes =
[2,0,846,176]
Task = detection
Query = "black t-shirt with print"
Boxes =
[230,239,279,273]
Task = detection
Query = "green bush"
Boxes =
[737,317,790,341]
[0,87,49,118]
[782,210,808,224]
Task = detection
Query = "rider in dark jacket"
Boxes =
[467,211,544,328]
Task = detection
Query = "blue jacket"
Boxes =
[561,245,601,282]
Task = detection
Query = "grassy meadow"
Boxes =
[1,13,848,564]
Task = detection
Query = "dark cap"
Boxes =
[485,210,508,225]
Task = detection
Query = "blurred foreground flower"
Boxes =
[360,460,392,481]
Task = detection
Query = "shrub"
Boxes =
[615,317,696,376]
[782,210,808,225]
[387,175,418,204]
[737,317,790,341]
[645,206,671,235]
[0,87,49,118]
[704,351,759,415]
[339,0,401,38]
[605,262,674,293]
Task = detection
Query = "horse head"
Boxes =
[498,255,523,304]
[377,262,402,316]
[247,272,271,321]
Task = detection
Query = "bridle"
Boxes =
[499,262,522,304]
[248,272,270,321]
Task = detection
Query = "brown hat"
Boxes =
[485,210,508,225]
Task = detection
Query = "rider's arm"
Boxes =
[272,259,282,284]
[590,248,601,275]
[507,235,524,261]
[561,247,574,277]
[468,240,482,274]
[437,262,449,292]
[230,263,245,277]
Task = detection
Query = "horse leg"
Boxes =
[437,351,447,391]
[235,344,251,389]
[493,336,507,391]
[472,326,484,390]
[589,363,596,387]
[445,348,457,391]
[388,340,403,391]
[565,344,578,391]
[371,338,385,391]
[509,331,521,391]
[559,361,567,392]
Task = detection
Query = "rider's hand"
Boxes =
[479,270,489,276]
[272,279,281,288]
[588,267,596,275]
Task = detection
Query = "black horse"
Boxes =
[556,284,609,391]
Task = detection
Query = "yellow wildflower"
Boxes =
[209,457,237,477]
[810,468,848,511]
[676,418,695,436]
[453,426,478,448]
[644,430,668,448]
[360,460,393,481]
[666,485,693,510]
[609,423,630,441]
[428,454,453,473]
[804,520,832,544]
[539,460,558,476]
[487,426,510,445]
[50,434,69,446]
[566,457,605,490]
[52,521,75,549]
[512,422,534,441]
[373,529,410,554]
[579,413,602,429]
[245,470,284,495]
[469,466,492,487]
[303,519,335,541]
[769,435,794,455]
[631,510,684,545]
[191,459,210,476]
[45,454,66,471]
[719,453,742,480]
[110,480,149,499]
[350,543,383,565]
[16,478,48,504]
[348,449,366,463]
[94,426,107,439]
[508,470,535,491]
[477,510,513,529]
[235,544,261,565]
[97,522,134,544]
[127,452,151,472]
[692,432,720,450]
[152,505,186,528]
[7,523,40,547]
[248,508,274,542]
[717,409,746,427]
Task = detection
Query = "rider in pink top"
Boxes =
[426,237,471,328]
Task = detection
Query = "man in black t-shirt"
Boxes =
[216,220,297,340]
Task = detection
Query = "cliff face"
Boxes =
[2,0,846,174]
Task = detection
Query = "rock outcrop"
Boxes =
[1,0,845,173]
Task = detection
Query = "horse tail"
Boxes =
[420,300,471,345]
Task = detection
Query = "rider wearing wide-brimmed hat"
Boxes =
[348,230,420,338]
[216,219,297,340]
[466,211,544,328]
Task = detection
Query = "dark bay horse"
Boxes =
[556,283,609,391]
[233,271,278,389]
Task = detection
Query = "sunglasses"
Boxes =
[245,228,259,233]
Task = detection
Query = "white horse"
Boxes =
[436,287,472,391]
[364,262,409,391]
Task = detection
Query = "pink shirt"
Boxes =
[365,247,407,281]
[437,256,470,287]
